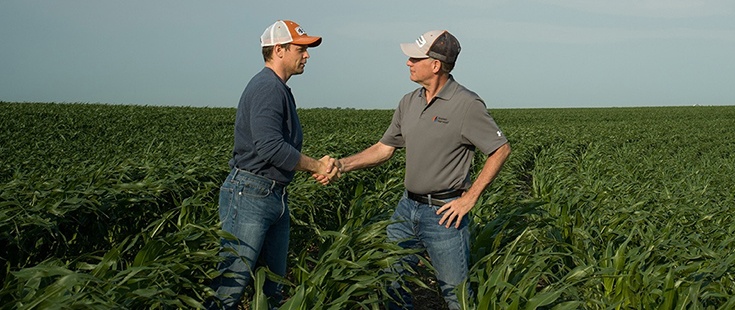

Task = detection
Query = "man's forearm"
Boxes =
[295,154,323,174]
[463,143,511,202]
[339,142,395,173]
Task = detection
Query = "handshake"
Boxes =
[311,155,342,185]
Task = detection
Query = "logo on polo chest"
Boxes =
[432,116,449,124]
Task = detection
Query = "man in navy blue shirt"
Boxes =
[207,20,339,310]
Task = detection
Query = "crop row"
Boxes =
[1,102,734,309]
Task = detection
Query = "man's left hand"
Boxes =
[436,194,476,229]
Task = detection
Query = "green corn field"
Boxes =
[1,102,734,309]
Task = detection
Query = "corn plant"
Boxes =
[2,102,735,309]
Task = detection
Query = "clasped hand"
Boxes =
[312,156,341,185]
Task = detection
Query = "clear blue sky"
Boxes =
[2,0,734,109]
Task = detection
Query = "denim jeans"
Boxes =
[207,168,289,310]
[387,192,472,310]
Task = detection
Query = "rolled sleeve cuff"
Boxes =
[278,148,302,172]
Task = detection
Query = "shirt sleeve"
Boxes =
[460,99,508,155]
[248,83,302,171]
[379,97,406,148]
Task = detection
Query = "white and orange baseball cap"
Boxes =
[400,30,461,64]
[260,20,322,47]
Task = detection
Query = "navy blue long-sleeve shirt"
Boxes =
[228,67,302,184]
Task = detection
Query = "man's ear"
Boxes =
[432,59,441,74]
[274,44,284,58]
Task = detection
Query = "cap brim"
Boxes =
[292,36,322,47]
[400,42,429,58]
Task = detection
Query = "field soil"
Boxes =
[412,279,448,310]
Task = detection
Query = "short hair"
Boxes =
[262,43,291,62]
[429,57,456,74]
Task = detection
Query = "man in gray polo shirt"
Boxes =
[325,30,511,309]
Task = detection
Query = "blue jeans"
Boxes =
[387,192,472,310]
[207,169,289,310]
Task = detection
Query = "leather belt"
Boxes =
[407,189,463,206]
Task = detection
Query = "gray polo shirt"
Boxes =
[380,76,508,194]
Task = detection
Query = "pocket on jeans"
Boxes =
[238,180,271,198]
[218,181,236,223]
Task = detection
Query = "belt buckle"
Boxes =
[426,194,446,207]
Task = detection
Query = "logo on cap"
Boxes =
[295,26,306,36]
[416,35,427,48]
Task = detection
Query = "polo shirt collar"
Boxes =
[420,74,458,103]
